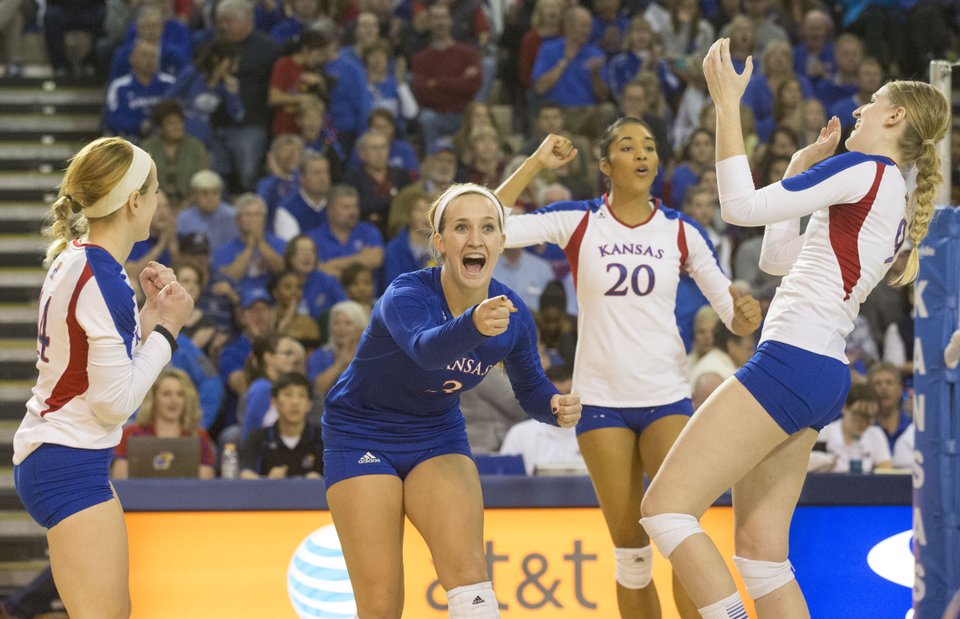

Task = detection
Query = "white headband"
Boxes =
[82,144,153,219]
[432,184,505,233]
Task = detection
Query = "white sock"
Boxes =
[699,591,749,619]
[446,581,500,618]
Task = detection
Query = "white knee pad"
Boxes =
[639,513,704,559]
[614,546,653,589]
[733,555,795,599]
[446,581,500,618]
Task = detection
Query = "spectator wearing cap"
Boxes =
[219,288,278,426]
[387,138,459,237]
[211,194,287,299]
[274,152,332,241]
[532,6,613,140]
[141,100,210,208]
[410,3,483,151]
[343,130,412,236]
[176,170,240,254]
[105,39,177,139]
[309,185,384,279]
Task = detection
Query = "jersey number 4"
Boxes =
[604,263,656,297]
[37,297,52,363]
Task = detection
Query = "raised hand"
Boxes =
[795,115,842,167]
[551,393,582,428]
[531,134,578,170]
[473,295,519,337]
[729,284,762,336]
[702,38,753,109]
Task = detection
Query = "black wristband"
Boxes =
[153,324,179,352]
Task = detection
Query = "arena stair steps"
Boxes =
[0,69,103,606]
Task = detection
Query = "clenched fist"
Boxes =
[473,295,518,337]
[551,393,582,428]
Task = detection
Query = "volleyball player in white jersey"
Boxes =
[497,126,762,618]
[12,137,193,618]
[640,39,950,619]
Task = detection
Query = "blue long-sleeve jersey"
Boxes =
[323,267,558,450]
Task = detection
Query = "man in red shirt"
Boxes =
[411,4,483,150]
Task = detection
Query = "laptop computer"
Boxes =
[126,436,202,478]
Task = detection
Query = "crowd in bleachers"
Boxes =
[2,0,954,478]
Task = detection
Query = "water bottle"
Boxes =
[221,443,239,479]
[848,442,863,474]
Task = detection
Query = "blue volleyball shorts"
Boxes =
[575,398,694,437]
[14,443,115,529]
[735,340,851,434]
[323,435,473,489]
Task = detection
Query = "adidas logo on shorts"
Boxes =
[358,452,381,464]
[472,595,485,605]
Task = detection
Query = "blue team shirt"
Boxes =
[309,220,384,262]
[532,38,607,107]
[302,270,347,320]
[323,268,559,449]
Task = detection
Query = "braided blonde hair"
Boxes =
[886,81,950,285]
[44,137,152,266]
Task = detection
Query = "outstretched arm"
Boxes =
[495,134,577,209]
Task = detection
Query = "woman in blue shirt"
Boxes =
[323,183,581,618]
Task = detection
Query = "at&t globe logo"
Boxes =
[288,524,357,618]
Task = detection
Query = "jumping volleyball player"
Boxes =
[12,137,193,618]
[497,129,761,618]
[322,183,582,618]
[641,38,950,618]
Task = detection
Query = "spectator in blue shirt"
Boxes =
[257,133,305,230]
[106,40,176,139]
[828,57,884,129]
[532,6,613,139]
[176,169,240,254]
[283,234,347,323]
[274,151,332,241]
[314,24,373,152]
[109,5,191,81]
[309,185,385,279]
[348,109,420,180]
[211,194,287,299]
[164,39,245,147]
[385,192,433,287]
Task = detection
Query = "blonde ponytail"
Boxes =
[42,137,145,266]
[885,81,951,286]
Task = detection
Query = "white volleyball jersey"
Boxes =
[13,241,172,464]
[717,152,908,363]
[506,196,735,407]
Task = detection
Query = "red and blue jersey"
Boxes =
[505,197,736,407]
[718,151,908,362]
[14,241,173,463]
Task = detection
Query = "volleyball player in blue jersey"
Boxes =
[322,183,582,618]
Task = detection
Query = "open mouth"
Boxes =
[634,165,650,176]
[463,254,486,274]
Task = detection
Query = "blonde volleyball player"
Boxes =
[640,39,950,618]
[322,184,581,618]
[497,127,761,619]
[12,138,193,618]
